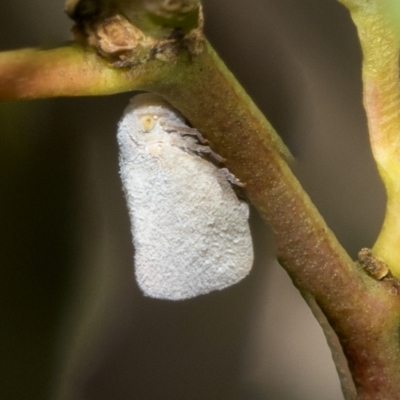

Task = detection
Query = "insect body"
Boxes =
[117,93,253,300]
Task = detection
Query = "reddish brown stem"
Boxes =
[145,42,400,399]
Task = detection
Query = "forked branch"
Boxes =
[1,0,400,398]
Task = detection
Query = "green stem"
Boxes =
[0,44,175,100]
[339,1,400,278]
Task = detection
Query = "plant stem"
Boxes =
[142,41,400,398]
[339,1,400,278]
[0,44,175,100]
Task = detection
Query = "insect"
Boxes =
[117,93,253,300]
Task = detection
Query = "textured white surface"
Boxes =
[117,93,253,300]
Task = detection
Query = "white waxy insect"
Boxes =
[117,93,253,300]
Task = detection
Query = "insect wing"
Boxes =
[118,94,253,300]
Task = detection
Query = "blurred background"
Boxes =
[0,0,386,399]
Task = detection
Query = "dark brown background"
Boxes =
[0,1,385,399]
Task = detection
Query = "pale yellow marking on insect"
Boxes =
[140,114,157,132]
